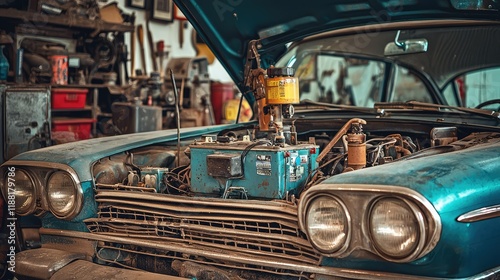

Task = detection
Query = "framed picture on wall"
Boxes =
[126,0,147,9]
[152,0,174,22]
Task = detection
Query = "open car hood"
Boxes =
[174,0,500,91]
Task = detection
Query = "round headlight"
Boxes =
[305,195,350,254]
[369,197,424,261]
[4,169,36,215]
[47,171,80,219]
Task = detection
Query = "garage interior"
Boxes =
[0,0,497,166]
[0,0,249,164]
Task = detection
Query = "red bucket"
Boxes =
[210,82,234,124]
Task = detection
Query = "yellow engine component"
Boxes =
[265,67,300,105]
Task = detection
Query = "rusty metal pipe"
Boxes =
[316,118,367,163]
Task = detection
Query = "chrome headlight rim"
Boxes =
[4,168,37,216]
[368,196,427,263]
[45,170,83,220]
[304,194,351,256]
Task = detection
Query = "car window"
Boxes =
[443,67,500,109]
[281,52,385,107]
[278,49,438,107]
[441,79,460,107]
[390,65,433,103]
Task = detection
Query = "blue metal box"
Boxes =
[190,141,319,199]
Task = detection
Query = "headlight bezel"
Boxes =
[46,170,83,220]
[3,168,37,216]
[304,194,351,256]
[299,184,442,263]
[367,196,427,262]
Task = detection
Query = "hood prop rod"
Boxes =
[169,68,182,167]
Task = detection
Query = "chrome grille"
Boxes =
[85,187,321,278]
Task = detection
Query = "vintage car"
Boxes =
[2,0,500,279]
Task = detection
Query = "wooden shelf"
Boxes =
[0,8,134,33]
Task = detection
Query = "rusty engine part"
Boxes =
[346,122,366,170]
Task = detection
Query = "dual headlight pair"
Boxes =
[6,169,81,220]
[304,193,438,263]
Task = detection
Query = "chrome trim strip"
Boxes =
[298,184,442,263]
[40,228,499,280]
[457,205,500,223]
[2,160,84,220]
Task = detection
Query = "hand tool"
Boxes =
[137,24,147,76]
[130,24,136,78]
[157,40,165,77]
[146,18,158,72]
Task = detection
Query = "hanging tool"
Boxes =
[157,40,165,77]
[178,20,187,48]
[130,23,136,78]
[137,24,147,76]
[113,32,129,85]
[146,18,158,72]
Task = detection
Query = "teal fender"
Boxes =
[6,123,246,230]
[317,142,500,278]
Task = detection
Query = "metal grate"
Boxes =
[85,186,321,279]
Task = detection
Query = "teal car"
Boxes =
[2,0,500,279]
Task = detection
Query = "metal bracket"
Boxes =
[243,40,266,100]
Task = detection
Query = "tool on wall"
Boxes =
[146,18,158,72]
[115,32,129,85]
[178,20,187,49]
[130,18,136,79]
[157,40,165,77]
[137,24,147,76]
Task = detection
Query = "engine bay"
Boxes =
[92,116,500,201]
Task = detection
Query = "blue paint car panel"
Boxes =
[316,141,500,278]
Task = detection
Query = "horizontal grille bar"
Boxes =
[87,188,321,275]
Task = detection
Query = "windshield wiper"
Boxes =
[298,99,375,113]
[375,101,500,120]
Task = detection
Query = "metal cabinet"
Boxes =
[2,85,51,162]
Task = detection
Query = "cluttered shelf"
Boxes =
[0,8,134,33]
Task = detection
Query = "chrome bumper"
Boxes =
[39,228,500,280]
[15,247,187,280]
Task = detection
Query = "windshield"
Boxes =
[276,35,500,110]
[276,47,435,107]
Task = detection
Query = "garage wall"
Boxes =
[114,0,232,82]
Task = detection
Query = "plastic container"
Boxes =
[210,82,234,124]
[111,102,162,134]
[51,88,88,109]
[52,118,95,142]
[0,45,9,82]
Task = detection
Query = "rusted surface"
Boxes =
[317,118,367,163]
[51,260,187,280]
[15,248,85,279]
[42,236,97,260]
[172,260,242,280]
[347,143,366,170]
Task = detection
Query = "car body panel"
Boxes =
[9,123,244,182]
[308,139,500,278]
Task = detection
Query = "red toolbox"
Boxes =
[51,88,88,109]
[52,118,95,143]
